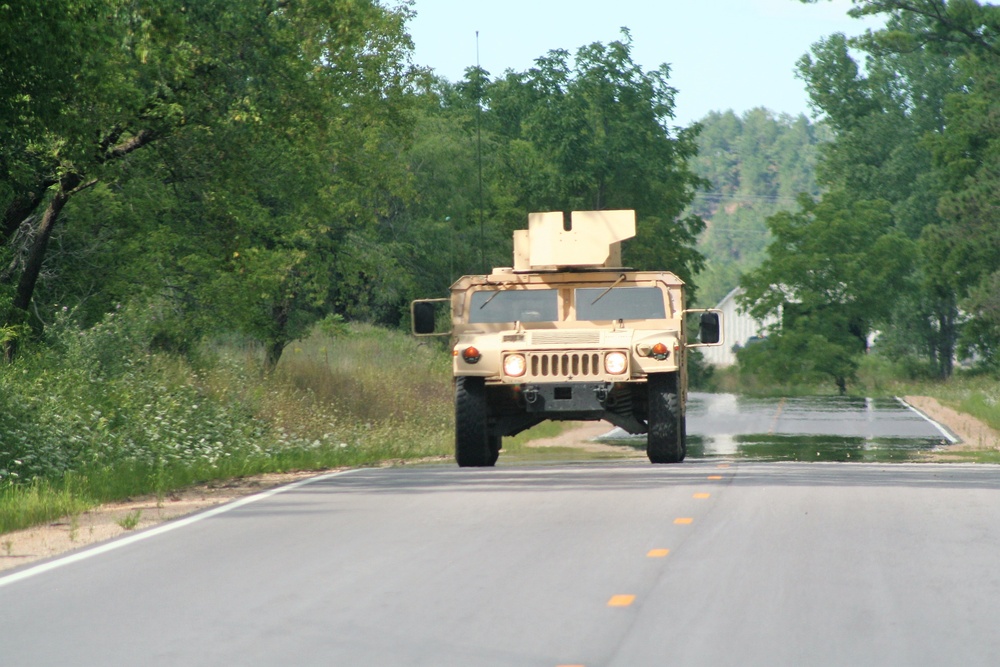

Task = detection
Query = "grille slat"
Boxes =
[524,351,609,380]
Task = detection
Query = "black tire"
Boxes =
[455,376,494,467]
[647,373,685,464]
[488,435,502,465]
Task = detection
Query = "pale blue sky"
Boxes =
[406,0,882,126]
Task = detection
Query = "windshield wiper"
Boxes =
[590,274,627,305]
[478,286,507,309]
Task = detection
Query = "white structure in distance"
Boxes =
[700,287,779,367]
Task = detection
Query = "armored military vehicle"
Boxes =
[412,210,722,466]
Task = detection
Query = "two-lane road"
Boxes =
[3,458,1000,666]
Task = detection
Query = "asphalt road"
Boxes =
[2,399,998,666]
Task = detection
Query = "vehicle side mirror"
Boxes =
[411,299,450,336]
[699,312,721,345]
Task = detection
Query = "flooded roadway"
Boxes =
[687,393,955,462]
[604,393,956,462]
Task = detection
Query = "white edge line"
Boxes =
[0,468,358,590]
[895,396,960,444]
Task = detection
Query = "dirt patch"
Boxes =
[904,395,1000,452]
[520,421,642,455]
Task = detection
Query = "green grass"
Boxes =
[0,481,91,535]
[0,320,456,535]
[117,510,142,531]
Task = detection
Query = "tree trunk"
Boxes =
[2,186,51,245]
[937,308,956,379]
[927,295,958,380]
[2,175,84,361]
[263,302,291,374]
[12,178,78,312]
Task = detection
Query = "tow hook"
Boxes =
[523,386,539,404]
[594,383,610,403]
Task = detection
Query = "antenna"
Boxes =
[476,30,486,274]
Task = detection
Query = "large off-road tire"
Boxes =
[646,373,685,464]
[455,376,494,467]
[488,435,502,465]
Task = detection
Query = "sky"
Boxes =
[406,0,883,126]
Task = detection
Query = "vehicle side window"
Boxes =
[468,289,559,323]
[575,287,666,320]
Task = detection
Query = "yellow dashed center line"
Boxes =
[674,517,694,525]
[647,548,670,558]
[607,594,636,607]
[707,475,723,480]
[693,492,711,499]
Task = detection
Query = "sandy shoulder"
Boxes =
[0,470,323,574]
[903,395,1000,452]
[520,420,641,455]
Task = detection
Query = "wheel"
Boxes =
[455,376,494,467]
[646,373,685,464]
[488,435,502,465]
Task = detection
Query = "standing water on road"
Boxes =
[686,393,953,462]
[600,393,954,462]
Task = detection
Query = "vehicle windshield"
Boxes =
[468,289,559,323]
[575,286,665,320]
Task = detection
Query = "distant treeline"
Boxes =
[690,108,829,306]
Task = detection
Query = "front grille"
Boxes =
[528,352,603,380]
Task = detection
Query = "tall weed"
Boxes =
[1,315,454,534]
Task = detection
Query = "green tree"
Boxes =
[390,31,708,307]
[794,12,961,375]
[739,192,914,392]
[0,0,416,368]
[797,0,1000,374]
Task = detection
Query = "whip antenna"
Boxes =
[476,31,486,274]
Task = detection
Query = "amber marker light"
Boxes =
[651,342,670,360]
[604,351,627,375]
[503,353,526,377]
[461,346,481,364]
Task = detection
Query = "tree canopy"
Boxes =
[1,11,706,366]
[739,0,1000,388]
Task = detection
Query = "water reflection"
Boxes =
[685,433,943,463]
[598,393,951,462]
[687,393,950,462]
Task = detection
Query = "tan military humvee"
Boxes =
[412,210,722,466]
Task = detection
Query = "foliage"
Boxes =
[391,30,708,304]
[0,319,453,532]
[738,190,914,392]
[1,0,417,368]
[741,0,1000,384]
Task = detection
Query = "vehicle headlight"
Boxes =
[504,353,526,377]
[604,351,628,375]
